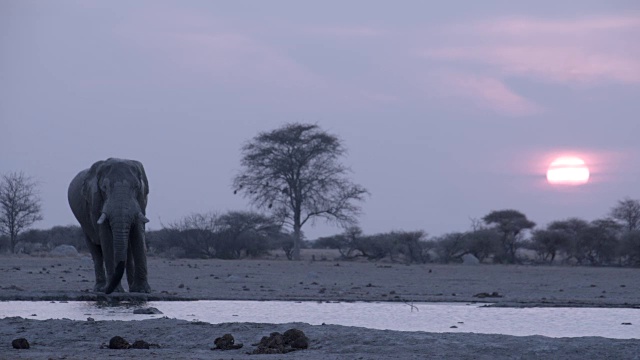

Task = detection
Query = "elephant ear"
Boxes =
[82,160,105,222]
[130,160,149,211]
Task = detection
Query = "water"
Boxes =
[1,301,638,339]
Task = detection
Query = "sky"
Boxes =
[2,1,639,240]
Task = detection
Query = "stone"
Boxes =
[108,336,130,349]
[212,333,243,350]
[133,307,163,314]
[473,291,503,298]
[131,340,150,349]
[12,338,30,349]
[252,329,309,354]
[283,328,309,349]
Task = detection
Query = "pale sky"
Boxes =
[2,1,639,239]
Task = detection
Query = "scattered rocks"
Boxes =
[283,328,309,350]
[109,336,130,349]
[87,317,95,322]
[131,340,150,349]
[212,334,243,350]
[473,292,503,298]
[133,307,163,315]
[12,338,30,349]
[621,322,632,325]
[108,336,153,350]
[252,329,308,354]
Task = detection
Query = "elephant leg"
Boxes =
[126,245,135,289]
[84,236,106,292]
[100,226,124,293]
[128,228,150,293]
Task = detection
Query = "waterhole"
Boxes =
[1,301,638,339]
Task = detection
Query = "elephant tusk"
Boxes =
[138,212,150,223]
[97,213,107,225]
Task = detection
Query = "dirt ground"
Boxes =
[1,253,639,359]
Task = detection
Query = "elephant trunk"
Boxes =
[104,219,130,294]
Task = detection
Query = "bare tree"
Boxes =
[610,197,640,232]
[233,123,369,260]
[0,172,43,253]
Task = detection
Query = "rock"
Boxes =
[283,328,309,349]
[50,245,79,257]
[252,329,308,354]
[133,307,163,315]
[87,317,95,322]
[462,254,480,265]
[212,333,243,350]
[473,291,503,298]
[131,340,150,349]
[12,338,30,349]
[108,336,130,349]
[253,332,285,354]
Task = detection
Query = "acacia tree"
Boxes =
[482,209,535,264]
[233,123,368,260]
[547,218,590,264]
[610,197,640,232]
[0,172,43,253]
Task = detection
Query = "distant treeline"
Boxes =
[3,198,640,267]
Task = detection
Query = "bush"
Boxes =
[619,230,640,266]
[434,232,467,263]
[17,226,86,253]
[157,211,286,259]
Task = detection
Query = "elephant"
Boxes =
[68,158,151,294]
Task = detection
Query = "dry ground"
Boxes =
[1,253,639,359]
[1,252,638,307]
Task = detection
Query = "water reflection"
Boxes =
[1,301,638,339]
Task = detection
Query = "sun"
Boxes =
[546,156,590,185]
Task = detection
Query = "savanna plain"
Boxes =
[1,250,639,359]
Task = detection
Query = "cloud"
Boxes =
[425,15,640,85]
[438,73,540,116]
[419,15,640,115]
[426,45,640,85]
[165,32,322,89]
[111,8,404,109]
[474,15,640,36]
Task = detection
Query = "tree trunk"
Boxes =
[292,200,302,260]
[292,224,301,261]
[10,232,17,254]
